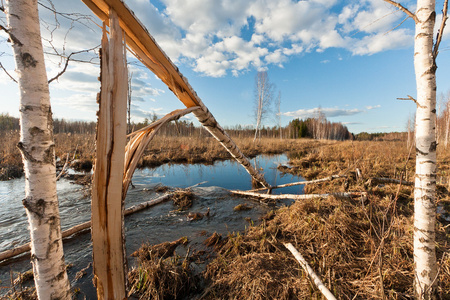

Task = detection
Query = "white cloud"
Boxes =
[283,107,363,119]
[366,105,381,110]
[351,28,413,55]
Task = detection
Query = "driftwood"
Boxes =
[230,190,366,200]
[0,194,172,262]
[249,175,344,192]
[284,243,337,300]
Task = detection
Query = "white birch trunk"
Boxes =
[413,0,438,298]
[5,0,71,299]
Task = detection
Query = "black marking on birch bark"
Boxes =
[416,147,428,156]
[416,32,433,38]
[429,141,437,152]
[43,144,55,164]
[22,197,45,219]
[20,105,35,112]
[431,109,436,114]
[3,28,23,46]
[21,53,37,68]
[29,126,44,136]
[17,142,38,162]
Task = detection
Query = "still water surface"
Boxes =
[0,154,302,298]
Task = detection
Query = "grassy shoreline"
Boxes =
[127,140,450,299]
[2,134,450,299]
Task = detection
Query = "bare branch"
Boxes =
[383,0,418,23]
[433,0,449,59]
[384,15,409,36]
[0,24,22,46]
[0,62,17,83]
[48,45,99,84]
[397,95,426,108]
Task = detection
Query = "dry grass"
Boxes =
[128,139,450,299]
[128,237,199,300]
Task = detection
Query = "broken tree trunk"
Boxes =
[91,12,128,299]
[248,175,344,192]
[0,194,172,262]
[81,0,270,189]
[230,190,366,200]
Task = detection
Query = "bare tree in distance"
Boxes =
[3,0,71,298]
[253,71,274,142]
[275,91,282,139]
[385,0,448,298]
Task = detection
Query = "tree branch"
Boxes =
[397,95,426,108]
[433,0,449,59]
[0,62,17,83]
[383,0,418,23]
[0,24,23,46]
[48,46,99,84]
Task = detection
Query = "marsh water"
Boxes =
[0,154,303,298]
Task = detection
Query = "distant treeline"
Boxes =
[288,118,351,141]
[2,113,405,142]
[354,132,407,141]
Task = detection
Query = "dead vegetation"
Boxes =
[172,189,195,211]
[128,237,200,300]
[127,139,450,299]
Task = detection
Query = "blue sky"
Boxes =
[1,0,450,133]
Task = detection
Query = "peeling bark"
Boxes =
[5,0,71,299]
[413,0,438,298]
[91,11,128,300]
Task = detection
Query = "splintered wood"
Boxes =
[81,0,270,189]
[90,11,128,300]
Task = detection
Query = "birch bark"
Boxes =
[5,0,71,299]
[413,0,438,298]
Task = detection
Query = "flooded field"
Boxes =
[0,154,302,298]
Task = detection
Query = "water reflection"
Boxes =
[0,154,302,298]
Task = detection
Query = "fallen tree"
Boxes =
[0,193,172,262]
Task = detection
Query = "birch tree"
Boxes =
[276,91,282,140]
[384,0,448,298]
[253,71,274,142]
[3,0,71,299]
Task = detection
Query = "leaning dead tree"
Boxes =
[79,0,270,298]
[384,0,448,298]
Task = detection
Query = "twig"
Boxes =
[383,0,418,23]
[48,46,99,84]
[0,62,17,83]
[397,95,425,108]
[284,243,337,300]
[433,0,449,59]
